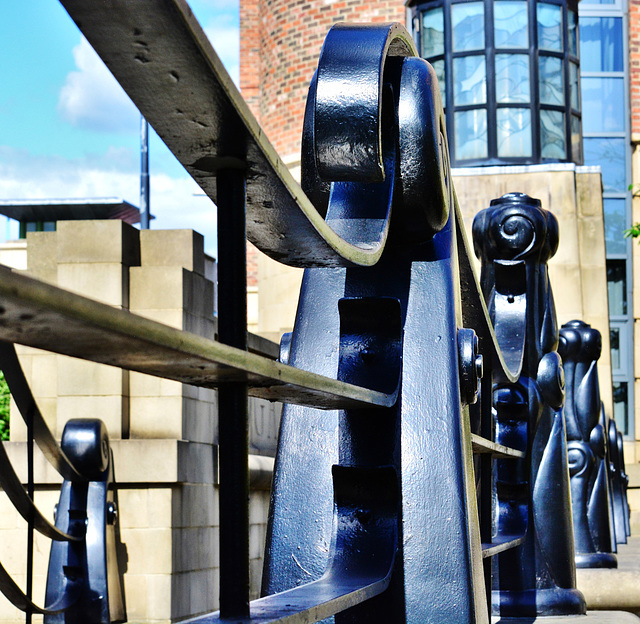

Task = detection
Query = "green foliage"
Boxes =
[623,223,640,241]
[624,185,640,241]
[0,372,9,441]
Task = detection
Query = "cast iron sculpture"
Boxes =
[473,193,586,617]
[262,23,490,624]
[0,343,125,624]
[609,420,631,544]
[558,320,617,568]
[0,2,632,621]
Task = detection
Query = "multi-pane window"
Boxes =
[579,0,632,437]
[410,0,582,167]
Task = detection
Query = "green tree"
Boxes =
[0,372,10,441]
[623,184,640,241]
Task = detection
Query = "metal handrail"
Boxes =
[0,343,84,482]
[0,266,394,411]
[57,0,418,269]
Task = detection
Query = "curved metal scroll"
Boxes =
[0,344,123,620]
[0,341,84,482]
[0,441,80,542]
[559,320,617,568]
[474,193,586,617]
[57,0,420,268]
[0,562,79,615]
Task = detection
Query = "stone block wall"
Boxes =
[255,165,615,413]
[0,221,279,623]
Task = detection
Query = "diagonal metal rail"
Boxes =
[0,266,394,410]
[58,0,415,269]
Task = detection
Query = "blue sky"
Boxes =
[0,0,240,255]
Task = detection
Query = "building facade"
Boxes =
[240,0,640,462]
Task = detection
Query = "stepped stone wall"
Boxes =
[0,221,279,623]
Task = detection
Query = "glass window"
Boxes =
[571,114,582,162]
[582,77,625,133]
[25,222,38,233]
[42,221,56,232]
[537,2,563,52]
[603,198,627,255]
[494,1,529,49]
[497,108,532,157]
[583,137,626,192]
[570,62,580,111]
[432,60,446,107]
[453,55,487,105]
[610,327,621,370]
[539,56,564,105]
[422,8,445,58]
[613,381,629,436]
[568,10,578,57]
[452,2,485,52]
[455,109,488,160]
[580,17,623,72]
[496,54,530,103]
[540,109,566,158]
[607,259,627,316]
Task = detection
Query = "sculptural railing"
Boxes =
[0,341,125,623]
[559,319,632,572]
[0,1,631,622]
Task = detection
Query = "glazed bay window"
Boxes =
[408,0,582,167]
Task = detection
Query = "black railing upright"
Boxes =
[0,342,125,623]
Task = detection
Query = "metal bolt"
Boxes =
[458,328,482,405]
[359,348,376,364]
[107,501,118,525]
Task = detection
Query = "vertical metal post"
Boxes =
[216,168,250,618]
[26,406,34,624]
[479,372,494,612]
[140,117,150,230]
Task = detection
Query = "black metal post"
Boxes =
[140,117,150,230]
[26,406,34,624]
[216,168,250,619]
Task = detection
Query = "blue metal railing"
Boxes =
[0,2,630,623]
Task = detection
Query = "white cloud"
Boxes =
[204,20,240,85]
[0,146,217,254]
[197,0,239,8]
[58,38,139,133]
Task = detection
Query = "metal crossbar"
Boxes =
[0,267,393,411]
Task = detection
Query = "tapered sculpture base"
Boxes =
[493,588,587,617]
[576,552,617,569]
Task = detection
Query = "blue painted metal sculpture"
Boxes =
[45,419,125,624]
[473,193,586,617]
[0,4,632,621]
[0,342,125,623]
[558,320,617,568]
[609,420,631,544]
[262,23,489,623]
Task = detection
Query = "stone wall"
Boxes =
[0,221,279,623]
[256,165,614,411]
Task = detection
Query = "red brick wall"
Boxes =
[240,0,405,288]
[240,0,405,159]
[631,0,640,137]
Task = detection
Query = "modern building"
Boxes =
[240,0,640,464]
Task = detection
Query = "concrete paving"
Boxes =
[576,536,640,613]
[493,613,640,623]
[491,537,640,622]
